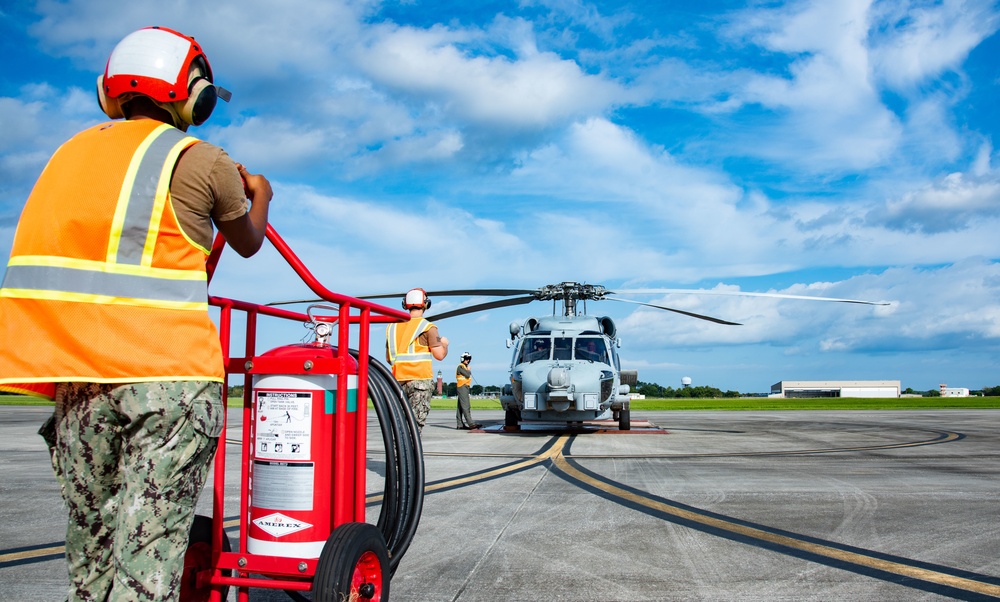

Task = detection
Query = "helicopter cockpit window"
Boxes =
[520,338,550,363]
[574,337,608,364]
[553,337,573,361]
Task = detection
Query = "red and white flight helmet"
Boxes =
[403,288,431,310]
[96,26,231,129]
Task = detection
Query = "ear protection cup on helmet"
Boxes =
[401,297,432,310]
[178,76,218,126]
[96,75,124,119]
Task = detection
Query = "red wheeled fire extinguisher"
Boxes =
[247,342,360,559]
[184,227,424,602]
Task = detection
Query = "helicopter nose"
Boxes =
[547,367,569,388]
[546,366,573,411]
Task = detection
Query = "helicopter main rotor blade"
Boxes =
[357,288,538,300]
[267,298,323,307]
[267,288,539,307]
[605,297,742,326]
[427,295,537,321]
[614,288,889,306]
[421,288,538,297]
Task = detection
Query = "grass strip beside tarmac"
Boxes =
[3,394,999,411]
[440,396,1000,411]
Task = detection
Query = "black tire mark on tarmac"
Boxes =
[417,426,999,600]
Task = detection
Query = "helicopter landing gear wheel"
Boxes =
[312,522,389,602]
[180,514,231,602]
[619,409,631,431]
[505,409,521,430]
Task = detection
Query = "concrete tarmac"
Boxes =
[1,406,999,601]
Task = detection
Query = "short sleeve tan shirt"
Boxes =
[169,141,248,252]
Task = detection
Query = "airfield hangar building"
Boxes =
[769,380,901,399]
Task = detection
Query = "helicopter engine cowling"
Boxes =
[599,316,616,338]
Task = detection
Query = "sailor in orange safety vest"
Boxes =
[386,288,449,432]
[0,26,273,601]
[455,351,481,430]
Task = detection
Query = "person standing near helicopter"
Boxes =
[455,352,481,429]
[0,26,273,601]
[386,288,449,432]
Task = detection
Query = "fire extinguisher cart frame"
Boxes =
[187,224,418,602]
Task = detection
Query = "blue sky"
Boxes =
[2,0,999,394]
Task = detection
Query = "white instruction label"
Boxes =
[255,390,313,461]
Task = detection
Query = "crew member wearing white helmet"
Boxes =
[0,26,273,601]
[386,288,449,431]
[455,352,481,429]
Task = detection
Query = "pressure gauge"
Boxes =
[315,322,332,339]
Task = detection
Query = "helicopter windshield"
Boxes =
[553,337,572,360]
[519,337,550,363]
[574,336,608,364]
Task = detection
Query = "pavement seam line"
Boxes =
[448,438,567,601]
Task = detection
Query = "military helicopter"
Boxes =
[272,282,887,431]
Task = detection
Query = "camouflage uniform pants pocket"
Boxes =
[402,379,433,432]
[47,381,223,602]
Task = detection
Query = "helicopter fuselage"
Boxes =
[500,314,634,429]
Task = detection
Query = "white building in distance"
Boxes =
[770,380,901,398]
[939,384,970,397]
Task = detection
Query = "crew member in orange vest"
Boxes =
[0,26,273,601]
[455,351,481,430]
[386,288,449,432]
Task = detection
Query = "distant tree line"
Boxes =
[904,386,1000,397]
[634,381,742,398]
[442,383,500,397]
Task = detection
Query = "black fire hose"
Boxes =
[351,351,424,575]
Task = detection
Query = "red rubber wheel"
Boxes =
[312,522,389,601]
[180,514,231,602]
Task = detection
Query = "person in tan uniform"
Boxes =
[0,26,272,601]
[455,352,481,429]
[386,288,449,431]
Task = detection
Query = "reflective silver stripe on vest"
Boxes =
[116,127,191,265]
[2,264,205,303]
[395,352,433,362]
[386,323,399,362]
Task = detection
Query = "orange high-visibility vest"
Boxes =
[0,120,226,393]
[386,317,434,381]
[456,364,471,388]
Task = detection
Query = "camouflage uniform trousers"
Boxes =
[39,381,224,602]
[456,385,475,428]
[401,379,433,432]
